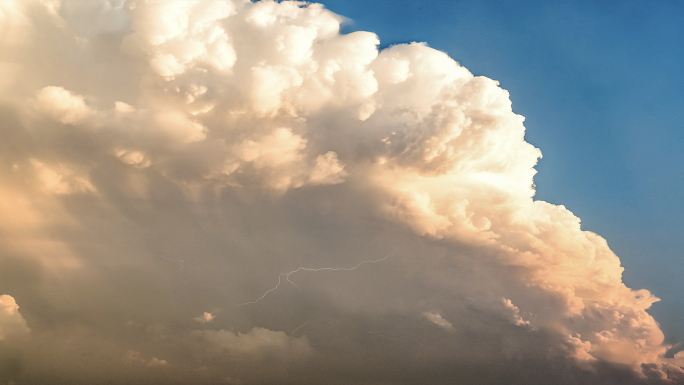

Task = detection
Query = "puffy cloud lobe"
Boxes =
[422,311,454,332]
[195,312,214,324]
[30,159,95,195]
[121,0,239,78]
[0,0,681,384]
[502,298,531,327]
[0,295,30,341]
[123,350,168,368]
[196,327,314,363]
[33,86,95,125]
[309,151,347,185]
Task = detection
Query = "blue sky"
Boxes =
[319,0,684,346]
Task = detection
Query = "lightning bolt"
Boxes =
[236,251,394,306]
[291,320,312,337]
[160,257,189,286]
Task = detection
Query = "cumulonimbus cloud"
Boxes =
[0,0,681,384]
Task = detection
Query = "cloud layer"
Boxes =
[0,0,681,384]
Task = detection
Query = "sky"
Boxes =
[0,1,683,384]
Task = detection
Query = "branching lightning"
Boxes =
[237,251,394,306]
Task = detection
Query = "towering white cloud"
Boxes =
[0,0,681,384]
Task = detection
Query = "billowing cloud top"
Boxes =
[0,1,681,384]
